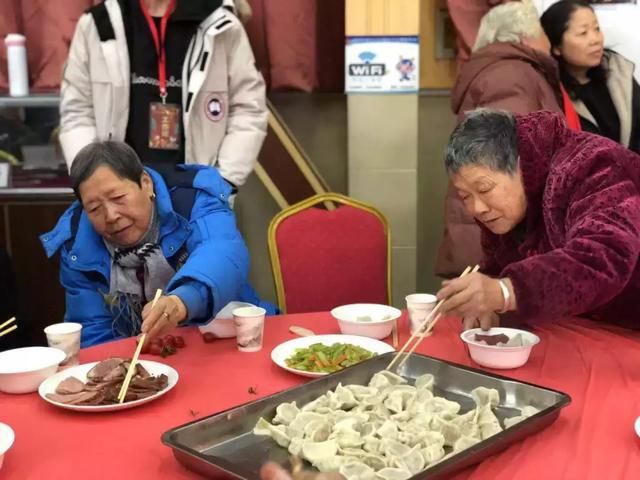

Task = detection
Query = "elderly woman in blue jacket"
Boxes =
[41,141,274,347]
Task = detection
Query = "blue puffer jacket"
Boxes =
[41,165,276,347]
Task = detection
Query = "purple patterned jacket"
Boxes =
[482,111,640,329]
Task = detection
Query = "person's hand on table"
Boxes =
[141,295,187,342]
[260,462,344,480]
[437,272,516,321]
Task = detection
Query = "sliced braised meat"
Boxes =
[50,358,169,406]
[55,376,86,395]
[46,390,100,405]
[87,358,125,381]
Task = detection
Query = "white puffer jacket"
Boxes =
[59,0,267,187]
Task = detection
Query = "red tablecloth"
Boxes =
[1,313,639,479]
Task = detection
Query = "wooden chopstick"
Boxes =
[0,317,17,338]
[0,316,16,332]
[386,265,479,371]
[0,324,17,338]
[396,265,481,370]
[392,319,399,349]
[118,289,162,403]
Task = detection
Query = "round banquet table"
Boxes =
[1,313,639,480]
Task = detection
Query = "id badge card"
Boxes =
[149,102,181,150]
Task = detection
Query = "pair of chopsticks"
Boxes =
[386,265,480,371]
[0,317,17,338]
[118,289,162,403]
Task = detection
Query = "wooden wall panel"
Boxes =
[346,0,420,36]
[420,0,456,89]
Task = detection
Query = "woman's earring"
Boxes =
[150,193,156,200]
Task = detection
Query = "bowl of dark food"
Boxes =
[460,328,540,369]
[38,357,178,412]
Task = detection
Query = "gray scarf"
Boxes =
[104,205,175,337]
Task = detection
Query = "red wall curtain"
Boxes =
[245,0,345,92]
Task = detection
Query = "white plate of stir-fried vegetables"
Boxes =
[271,334,395,378]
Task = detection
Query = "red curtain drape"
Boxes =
[0,0,345,93]
[245,0,344,92]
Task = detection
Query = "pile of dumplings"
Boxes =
[254,370,539,480]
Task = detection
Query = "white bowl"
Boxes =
[331,304,402,340]
[0,346,66,394]
[0,423,15,471]
[460,327,540,369]
[198,301,255,338]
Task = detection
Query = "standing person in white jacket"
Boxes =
[60,0,267,192]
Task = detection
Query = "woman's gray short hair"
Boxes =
[445,109,519,175]
[70,141,144,200]
[473,1,542,51]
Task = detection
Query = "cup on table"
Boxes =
[43,323,82,367]
[232,306,266,352]
[405,294,437,336]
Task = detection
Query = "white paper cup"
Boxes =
[232,307,266,352]
[405,294,437,335]
[43,323,82,366]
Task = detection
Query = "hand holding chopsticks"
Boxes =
[0,317,17,338]
[386,265,480,371]
[118,289,162,403]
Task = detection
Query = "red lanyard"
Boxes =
[139,0,177,102]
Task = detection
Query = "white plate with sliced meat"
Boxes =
[38,358,178,412]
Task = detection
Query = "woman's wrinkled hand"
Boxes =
[462,312,500,331]
[437,272,504,318]
[140,295,187,341]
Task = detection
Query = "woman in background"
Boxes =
[541,0,640,152]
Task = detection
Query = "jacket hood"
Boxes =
[452,43,560,113]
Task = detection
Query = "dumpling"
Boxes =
[376,420,399,439]
[329,383,359,410]
[302,439,338,464]
[288,437,303,456]
[421,444,445,465]
[394,445,424,475]
[414,374,434,391]
[305,419,332,442]
[360,453,388,471]
[346,384,379,401]
[314,456,347,473]
[420,431,445,450]
[369,371,407,390]
[253,418,291,448]
[471,387,500,408]
[363,436,382,454]
[453,435,480,451]
[476,404,503,440]
[333,430,364,448]
[339,461,376,480]
[425,397,461,418]
[288,411,326,439]
[273,401,299,426]
[301,394,329,412]
[430,416,461,447]
[381,438,412,458]
[375,467,413,480]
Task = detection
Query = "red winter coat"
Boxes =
[483,111,640,329]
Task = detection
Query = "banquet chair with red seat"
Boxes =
[267,193,391,313]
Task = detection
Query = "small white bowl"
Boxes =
[331,303,402,340]
[198,301,255,338]
[0,346,66,394]
[460,327,540,369]
[0,423,15,471]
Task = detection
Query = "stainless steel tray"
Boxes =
[162,353,571,479]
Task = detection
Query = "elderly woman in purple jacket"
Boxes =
[437,109,640,330]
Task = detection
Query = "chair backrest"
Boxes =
[268,193,391,313]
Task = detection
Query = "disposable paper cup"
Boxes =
[405,294,437,335]
[43,323,82,367]
[232,307,266,352]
